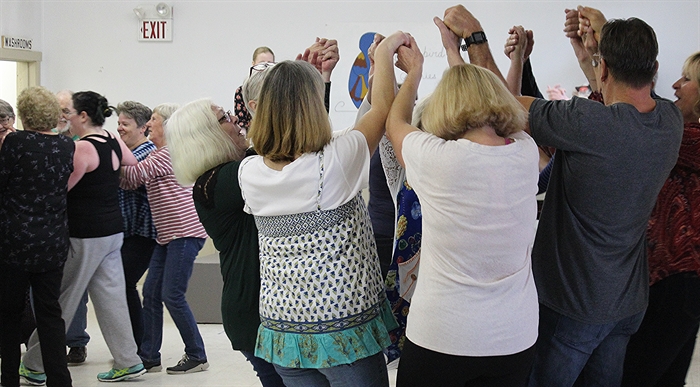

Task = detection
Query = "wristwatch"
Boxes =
[461,31,487,51]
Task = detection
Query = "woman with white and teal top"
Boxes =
[238,32,420,387]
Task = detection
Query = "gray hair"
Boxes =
[117,101,152,128]
[166,99,244,185]
[153,103,179,123]
[242,66,272,116]
[0,99,15,118]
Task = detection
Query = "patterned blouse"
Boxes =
[647,122,700,285]
[234,86,252,130]
[0,131,74,272]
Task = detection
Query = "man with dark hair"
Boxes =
[515,9,683,387]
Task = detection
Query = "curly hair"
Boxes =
[17,86,61,132]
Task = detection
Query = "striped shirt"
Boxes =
[118,141,157,239]
[121,146,207,245]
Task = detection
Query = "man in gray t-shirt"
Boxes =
[518,9,683,387]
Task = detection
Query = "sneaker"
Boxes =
[96,363,146,382]
[66,346,87,365]
[142,359,162,373]
[165,354,209,374]
[19,362,46,386]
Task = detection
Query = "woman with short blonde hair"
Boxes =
[423,64,527,140]
[388,59,539,386]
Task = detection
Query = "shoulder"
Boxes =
[402,130,440,152]
[330,129,365,147]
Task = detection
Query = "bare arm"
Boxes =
[442,5,507,85]
[564,8,598,91]
[116,135,137,166]
[516,96,535,135]
[504,26,528,96]
[433,17,464,67]
[353,31,409,155]
[68,141,99,190]
[386,36,424,168]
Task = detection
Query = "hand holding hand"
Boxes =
[434,16,461,53]
[577,6,606,56]
[504,25,528,61]
[377,30,411,55]
[295,49,322,74]
[319,39,339,80]
[443,4,483,39]
[368,33,385,68]
[564,8,590,63]
[395,35,424,74]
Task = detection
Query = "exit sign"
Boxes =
[139,19,172,42]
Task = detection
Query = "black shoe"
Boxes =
[143,359,162,373]
[165,354,209,374]
[66,346,86,365]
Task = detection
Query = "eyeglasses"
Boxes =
[218,110,233,124]
[62,109,77,116]
[249,61,276,76]
[0,116,14,124]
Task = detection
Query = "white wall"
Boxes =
[1,1,698,131]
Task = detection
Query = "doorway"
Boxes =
[0,45,42,130]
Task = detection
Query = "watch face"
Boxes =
[473,32,487,43]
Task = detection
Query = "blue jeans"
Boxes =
[139,237,206,363]
[273,352,388,387]
[65,291,89,348]
[241,351,286,387]
[529,304,645,387]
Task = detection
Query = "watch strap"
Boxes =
[461,31,488,51]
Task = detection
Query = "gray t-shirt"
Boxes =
[529,96,683,324]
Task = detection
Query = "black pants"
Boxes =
[373,234,393,280]
[622,272,700,387]
[0,264,71,387]
[396,338,534,387]
[121,235,157,350]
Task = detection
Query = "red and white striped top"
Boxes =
[121,147,207,245]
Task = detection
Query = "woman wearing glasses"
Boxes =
[120,103,210,375]
[0,99,17,148]
[234,46,276,131]
[167,101,287,387]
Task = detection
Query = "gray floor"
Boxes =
[45,304,700,387]
[56,304,399,387]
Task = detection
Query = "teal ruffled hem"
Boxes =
[255,299,398,368]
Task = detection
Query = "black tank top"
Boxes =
[67,133,124,238]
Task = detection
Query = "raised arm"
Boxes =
[504,26,528,96]
[433,16,464,67]
[385,36,424,168]
[578,6,607,92]
[564,8,598,91]
[353,31,410,155]
[442,5,507,85]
